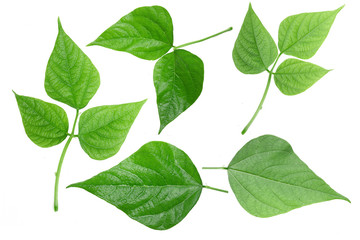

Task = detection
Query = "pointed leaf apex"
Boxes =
[338,5,345,11]
[12,90,18,96]
[87,41,96,47]
[158,125,164,135]
[57,17,63,31]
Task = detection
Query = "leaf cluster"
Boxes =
[88,6,231,133]
[233,4,343,134]
[13,3,349,231]
[70,136,349,229]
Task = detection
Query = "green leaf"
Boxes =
[45,18,100,109]
[274,59,330,95]
[278,6,343,59]
[78,100,146,160]
[69,141,203,230]
[14,92,69,148]
[88,6,173,60]
[232,3,278,74]
[227,135,349,218]
[154,49,204,133]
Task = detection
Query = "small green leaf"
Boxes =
[278,6,343,59]
[227,135,349,218]
[45,18,100,109]
[14,92,69,148]
[78,100,146,160]
[69,141,203,230]
[88,6,173,60]
[274,59,330,95]
[232,3,278,74]
[154,49,204,133]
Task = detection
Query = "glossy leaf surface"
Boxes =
[278,6,343,59]
[154,49,204,133]
[274,59,330,95]
[45,19,100,109]
[78,100,146,160]
[69,141,203,230]
[233,4,278,74]
[14,92,69,148]
[227,135,349,218]
[88,6,173,60]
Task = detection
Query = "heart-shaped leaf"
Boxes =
[45,18,100,109]
[274,59,330,95]
[69,141,203,230]
[78,100,146,160]
[14,92,69,148]
[278,6,343,59]
[154,49,204,133]
[88,6,173,60]
[232,3,278,74]
[227,135,349,218]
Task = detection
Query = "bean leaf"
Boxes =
[227,135,349,218]
[154,49,204,133]
[274,59,330,95]
[278,6,343,59]
[232,3,278,74]
[69,141,203,230]
[88,6,173,60]
[45,18,100,109]
[78,100,146,160]
[14,92,69,148]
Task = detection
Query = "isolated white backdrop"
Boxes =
[0,0,359,239]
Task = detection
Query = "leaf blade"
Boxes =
[228,135,349,218]
[69,141,202,230]
[154,49,204,133]
[14,92,69,148]
[278,6,343,59]
[78,100,146,160]
[274,59,330,95]
[45,18,100,109]
[88,6,173,60]
[232,3,278,74]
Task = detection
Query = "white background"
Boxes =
[0,0,359,239]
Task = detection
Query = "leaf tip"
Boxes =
[57,17,63,31]
[158,124,166,134]
[87,40,98,47]
[66,183,77,189]
[12,90,18,96]
[140,98,148,105]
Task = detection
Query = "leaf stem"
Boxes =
[203,185,228,193]
[241,53,282,135]
[173,27,233,49]
[202,167,228,170]
[54,109,79,212]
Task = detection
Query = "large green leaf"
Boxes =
[154,49,204,133]
[14,92,69,148]
[78,100,146,160]
[232,3,278,74]
[69,141,203,230]
[88,6,173,60]
[45,18,100,109]
[227,135,349,218]
[274,59,330,95]
[278,6,343,59]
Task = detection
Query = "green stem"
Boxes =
[202,167,228,170]
[173,27,233,49]
[241,53,282,135]
[203,185,228,193]
[54,109,79,212]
